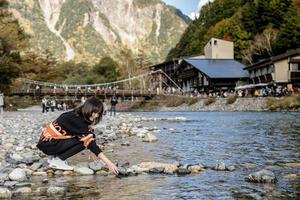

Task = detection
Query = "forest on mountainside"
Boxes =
[167,0,300,64]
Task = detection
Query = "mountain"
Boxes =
[6,0,189,65]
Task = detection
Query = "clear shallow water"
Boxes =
[30,112,300,199]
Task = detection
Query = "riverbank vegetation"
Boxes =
[204,97,216,106]
[129,96,198,111]
[266,95,300,111]
[226,96,238,104]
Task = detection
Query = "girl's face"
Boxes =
[89,112,99,122]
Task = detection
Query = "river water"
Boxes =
[30,112,300,200]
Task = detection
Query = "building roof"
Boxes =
[183,58,249,78]
[245,48,300,70]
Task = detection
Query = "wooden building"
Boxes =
[152,38,248,92]
[244,49,300,86]
[153,57,248,92]
[176,58,248,92]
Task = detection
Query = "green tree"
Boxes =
[275,0,300,54]
[91,56,119,83]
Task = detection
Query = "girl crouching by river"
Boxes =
[37,96,119,175]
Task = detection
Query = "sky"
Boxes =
[162,0,214,20]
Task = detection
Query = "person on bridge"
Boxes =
[36,96,119,174]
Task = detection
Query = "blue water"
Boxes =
[32,112,300,199]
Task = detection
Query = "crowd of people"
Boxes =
[41,97,68,113]
[161,85,300,98]
[42,96,119,117]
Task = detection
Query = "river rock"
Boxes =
[8,168,26,181]
[0,173,9,183]
[3,143,13,150]
[30,162,43,171]
[4,181,18,188]
[88,161,105,171]
[119,162,130,168]
[16,147,24,152]
[42,179,49,184]
[47,186,65,196]
[74,167,94,175]
[96,170,109,176]
[136,133,145,138]
[116,167,126,175]
[284,163,300,168]
[142,133,158,142]
[10,153,23,162]
[226,165,236,171]
[121,142,130,146]
[0,187,12,198]
[14,187,32,195]
[129,165,149,173]
[214,162,226,171]
[63,171,74,176]
[284,174,297,180]
[35,187,47,194]
[241,163,257,169]
[23,169,33,176]
[139,162,178,173]
[126,168,138,176]
[54,170,63,175]
[149,167,164,174]
[188,165,205,173]
[21,152,40,164]
[245,169,277,183]
[176,167,191,175]
[15,182,31,188]
[32,171,47,176]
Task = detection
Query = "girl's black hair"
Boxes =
[75,96,103,125]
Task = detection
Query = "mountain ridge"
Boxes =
[7,0,189,65]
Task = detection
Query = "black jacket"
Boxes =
[37,110,101,156]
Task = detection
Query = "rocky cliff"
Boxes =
[7,0,188,65]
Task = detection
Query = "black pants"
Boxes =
[37,138,85,160]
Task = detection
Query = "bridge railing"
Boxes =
[9,88,156,97]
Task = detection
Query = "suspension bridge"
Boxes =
[8,70,182,100]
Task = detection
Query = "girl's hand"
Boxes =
[107,161,119,175]
[98,152,119,175]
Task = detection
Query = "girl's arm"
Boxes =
[98,152,119,175]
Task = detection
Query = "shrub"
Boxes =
[226,96,237,104]
[266,95,300,110]
[204,97,216,106]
